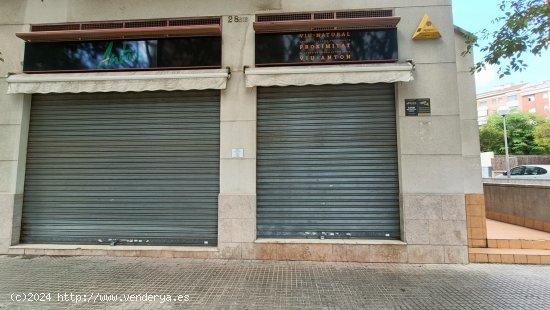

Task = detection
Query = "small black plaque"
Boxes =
[405,98,431,116]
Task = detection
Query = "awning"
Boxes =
[7,69,229,94]
[244,63,414,88]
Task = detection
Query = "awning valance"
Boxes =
[7,69,229,94]
[244,63,414,88]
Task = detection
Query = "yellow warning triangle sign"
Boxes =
[412,15,442,40]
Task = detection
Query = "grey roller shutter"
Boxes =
[257,84,400,240]
[22,91,219,246]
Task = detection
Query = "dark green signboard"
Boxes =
[23,37,221,72]
[255,28,398,66]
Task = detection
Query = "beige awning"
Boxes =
[244,63,414,88]
[7,69,229,94]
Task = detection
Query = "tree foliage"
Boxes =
[479,112,548,154]
[480,126,505,153]
[534,121,550,153]
[464,0,550,77]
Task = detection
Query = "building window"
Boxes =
[544,93,548,99]
[529,108,536,113]
[545,105,549,111]
[528,95,536,102]
[507,95,517,101]
[479,100,487,108]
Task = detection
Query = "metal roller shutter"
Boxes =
[22,91,219,246]
[257,84,400,240]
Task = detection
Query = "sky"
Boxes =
[452,0,550,93]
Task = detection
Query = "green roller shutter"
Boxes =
[257,84,400,240]
[22,91,219,246]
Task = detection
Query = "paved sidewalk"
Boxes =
[0,255,549,309]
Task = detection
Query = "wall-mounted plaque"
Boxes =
[255,28,398,66]
[23,37,221,73]
[405,98,431,116]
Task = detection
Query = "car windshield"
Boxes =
[509,167,525,176]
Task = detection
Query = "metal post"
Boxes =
[502,115,511,178]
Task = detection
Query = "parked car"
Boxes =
[496,165,550,179]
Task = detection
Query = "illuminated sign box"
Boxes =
[255,28,398,66]
[23,37,222,73]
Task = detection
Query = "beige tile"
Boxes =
[487,240,497,248]
[404,220,430,244]
[278,244,332,262]
[534,221,544,231]
[471,228,486,240]
[218,194,256,219]
[240,242,256,260]
[44,249,76,256]
[6,248,23,256]
[407,245,445,264]
[467,206,482,217]
[218,219,233,243]
[444,246,468,264]
[509,240,522,249]
[254,243,278,260]
[136,250,162,257]
[332,245,350,262]
[239,219,256,243]
[501,254,515,264]
[496,240,509,249]
[514,255,528,264]
[429,220,467,246]
[475,254,488,263]
[345,245,371,263]
[465,194,485,205]
[369,245,408,263]
[488,254,501,263]
[218,243,242,259]
[219,218,255,243]
[111,250,137,257]
[540,256,550,264]
[76,249,107,256]
[527,255,541,265]
[441,195,466,221]
[23,248,44,256]
[403,195,442,220]
[471,239,487,248]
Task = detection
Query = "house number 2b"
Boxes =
[227,16,249,23]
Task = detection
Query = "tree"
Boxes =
[464,0,550,77]
[534,121,550,153]
[480,126,505,153]
[480,112,546,154]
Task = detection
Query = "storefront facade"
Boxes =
[0,0,482,263]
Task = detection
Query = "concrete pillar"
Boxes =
[217,15,257,257]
